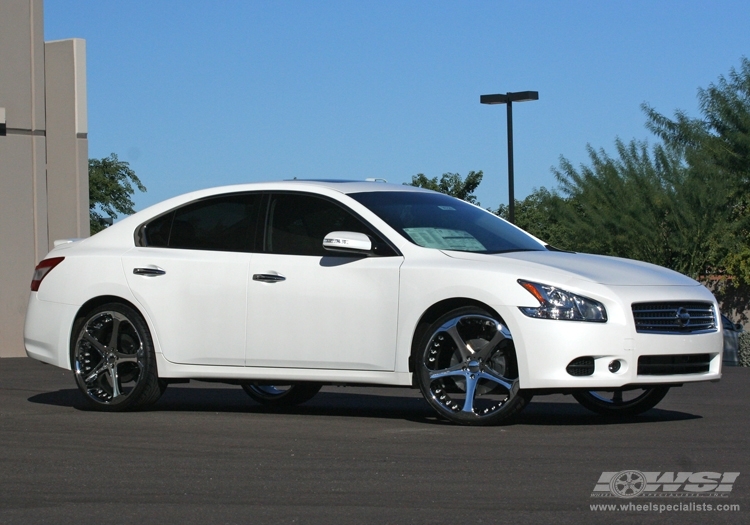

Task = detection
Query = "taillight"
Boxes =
[31,257,65,291]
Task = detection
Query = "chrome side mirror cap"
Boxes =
[323,231,372,254]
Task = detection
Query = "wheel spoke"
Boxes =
[108,316,122,349]
[83,361,107,384]
[473,329,509,361]
[444,324,473,360]
[477,368,513,390]
[115,351,139,365]
[461,373,479,413]
[429,362,466,381]
[83,332,107,356]
[107,365,122,398]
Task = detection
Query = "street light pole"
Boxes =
[506,100,515,224]
[480,91,538,224]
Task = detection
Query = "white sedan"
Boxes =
[24,180,723,425]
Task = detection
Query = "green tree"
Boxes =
[551,138,734,280]
[495,187,574,249]
[642,57,750,284]
[407,171,484,204]
[89,153,146,234]
[643,57,750,191]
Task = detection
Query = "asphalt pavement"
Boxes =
[0,357,748,525]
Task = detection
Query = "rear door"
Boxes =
[124,193,262,366]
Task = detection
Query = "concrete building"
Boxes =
[0,0,88,357]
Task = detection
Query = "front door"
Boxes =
[245,192,402,370]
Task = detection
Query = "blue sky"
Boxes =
[45,0,750,213]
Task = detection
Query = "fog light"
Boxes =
[608,360,621,373]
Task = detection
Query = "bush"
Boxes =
[739,332,750,367]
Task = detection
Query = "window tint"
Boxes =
[144,193,261,252]
[144,212,173,247]
[350,191,545,254]
[265,193,384,256]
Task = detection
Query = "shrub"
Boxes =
[739,332,750,367]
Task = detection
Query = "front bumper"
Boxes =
[505,285,723,390]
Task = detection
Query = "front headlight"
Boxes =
[518,280,607,322]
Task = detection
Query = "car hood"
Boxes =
[441,250,699,286]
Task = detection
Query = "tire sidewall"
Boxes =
[572,386,670,416]
[71,302,159,411]
[241,383,322,406]
[415,306,528,425]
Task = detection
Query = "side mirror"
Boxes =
[322,231,372,254]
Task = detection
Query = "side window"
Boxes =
[144,212,173,247]
[265,193,386,256]
[143,193,261,252]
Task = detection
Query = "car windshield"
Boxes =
[350,191,546,254]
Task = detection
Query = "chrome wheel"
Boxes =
[573,386,670,416]
[72,303,164,411]
[241,382,322,406]
[416,307,531,425]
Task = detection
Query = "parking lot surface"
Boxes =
[1,357,748,524]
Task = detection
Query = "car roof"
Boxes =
[273,179,433,195]
[152,180,433,203]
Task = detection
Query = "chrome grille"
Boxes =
[632,302,716,334]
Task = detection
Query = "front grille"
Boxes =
[632,302,716,334]
[566,357,595,376]
[638,354,711,375]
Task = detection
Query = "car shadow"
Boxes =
[516,400,701,426]
[27,388,85,409]
[26,387,439,424]
[27,387,701,426]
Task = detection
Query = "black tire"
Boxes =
[71,303,165,411]
[415,306,531,426]
[573,386,670,416]
[241,383,322,406]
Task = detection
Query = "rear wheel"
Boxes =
[241,383,322,406]
[71,303,165,411]
[415,307,531,426]
[573,386,670,416]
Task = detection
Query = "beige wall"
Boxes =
[0,0,88,357]
[45,39,89,244]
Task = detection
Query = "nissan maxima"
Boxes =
[24,180,723,425]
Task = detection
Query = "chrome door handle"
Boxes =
[133,267,166,276]
[252,273,286,283]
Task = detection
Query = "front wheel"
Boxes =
[71,303,165,411]
[415,307,531,426]
[573,386,670,416]
[241,383,322,406]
